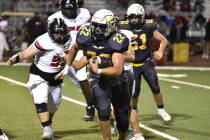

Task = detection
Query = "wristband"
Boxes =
[11,54,20,63]
[97,69,102,74]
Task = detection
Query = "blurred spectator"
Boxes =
[163,0,175,12]
[180,0,191,11]
[202,18,210,59]
[194,0,205,13]
[194,13,206,28]
[25,12,47,45]
[169,16,188,43]
[0,15,9,62]
[52,0,60,7]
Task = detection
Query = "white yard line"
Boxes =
[139,124,179,140]
[0,75,179,140]
[156,66,210,71]
[159,77,210,90]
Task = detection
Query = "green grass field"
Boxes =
[0,65,210,140]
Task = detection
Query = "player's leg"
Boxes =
[125,70,145,140]
[143,61,171,121]
[131,66,143,111]
[48,85,62,125]
[91,83,111,140]
[112,80,130,140]
[27,74,54,139]
[75,50,95,121]
[79,79,95,121]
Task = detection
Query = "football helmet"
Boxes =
[48,18,70,45]
[91,9,117,42]
[59,0,78,19]
[126,3,145,29]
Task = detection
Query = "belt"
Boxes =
[132,63,144,67]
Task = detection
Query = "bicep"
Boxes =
[112,52,125,71]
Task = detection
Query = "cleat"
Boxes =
[84,105,95,121]
[41,126,54,140]
[158,108,171,122]
[129,133,145,140]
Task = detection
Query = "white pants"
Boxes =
[27,74,62,113]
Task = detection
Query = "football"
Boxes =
[92,56,112,68]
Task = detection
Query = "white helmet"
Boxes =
[126,3,145,29]
[91,9,117,42]
[127,3,145,18]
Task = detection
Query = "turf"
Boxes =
[0,65,210,140]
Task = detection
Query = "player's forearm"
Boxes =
[159,38,168,52]
[99,67,123,77]
[72,59,88,70]
[67,46,78,66]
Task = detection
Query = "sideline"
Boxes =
[1,63,210,71]
[0,75,179,140]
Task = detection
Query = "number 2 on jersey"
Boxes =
[50,56,61,67]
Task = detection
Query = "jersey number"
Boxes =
[80,27,90,36]
[132,33,147,50]
[113,33,125,44]
[50,56,61,67]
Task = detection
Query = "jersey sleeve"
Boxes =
[32,34,48,52]
[145,19,157,33]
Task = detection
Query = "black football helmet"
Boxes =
[48,18,70,45]
[59,0,78,19]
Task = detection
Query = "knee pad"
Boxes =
[98,108,110,121]
[115,106,129,133]
[115,113,129,133]
[35,103,48,113]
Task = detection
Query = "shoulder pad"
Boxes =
[144,19,157,31]
[118,20,130,30]
[145,19,154,24]
[33,33,51,51]
[120,20,129,25]
[76,25,92,45]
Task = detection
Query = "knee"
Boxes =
[115,107,130,133]
[98,107,110,121]
[152,86,160,94]
[35,103,48,113]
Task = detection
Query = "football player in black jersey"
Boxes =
[55,9,145,140]
[124,3,171,122]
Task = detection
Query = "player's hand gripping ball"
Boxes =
[92,56,112,68]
